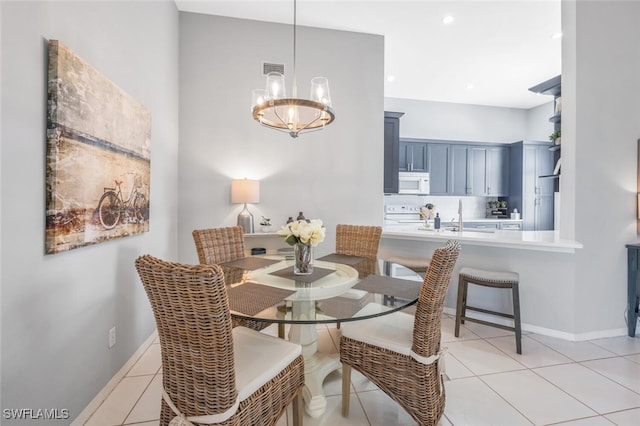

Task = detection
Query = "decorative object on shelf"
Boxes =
[296,211,306,221]
[550,129,561,145]
[277,219,326,275]
[259,216,272,233]
[555,96,562,114]
[286,216,294,224]
[231,178,260,234]
[250,0,335,138]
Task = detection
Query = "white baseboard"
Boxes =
[71,330,158,425]
[442,307,629,342]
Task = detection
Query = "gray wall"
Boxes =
[178,13,384,263]
[564,0,640,334]
[384,96,554,143]
[0,1,179,422]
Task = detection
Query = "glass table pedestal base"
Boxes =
[288,301,341,418]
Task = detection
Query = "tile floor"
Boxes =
[84,315,640,426]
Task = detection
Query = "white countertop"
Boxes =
[382,224,582,253]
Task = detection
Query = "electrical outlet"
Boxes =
[108,326,116,349]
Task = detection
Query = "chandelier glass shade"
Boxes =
[251,0,335,138]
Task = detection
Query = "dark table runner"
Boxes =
[220,257,280,270]
[353,275,422,300]
[227,283,295,316]
[269,266,335,283]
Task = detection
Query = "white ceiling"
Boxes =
[175,0,562,109]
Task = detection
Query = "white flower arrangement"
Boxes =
[277,219,326,247]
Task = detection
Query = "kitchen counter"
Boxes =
[382,224,582,253]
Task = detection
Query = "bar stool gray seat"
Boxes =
[454,267,522,354]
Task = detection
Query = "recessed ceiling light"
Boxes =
[387,75,396,82]
[443,15,454,24]
[466,83,474,90]
[551,32,563,39]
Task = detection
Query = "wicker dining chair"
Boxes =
[339,240,461,426]
[135,254,304,426]
[193,226,275,334]
[193,226,246,265]
[335,224,382,279]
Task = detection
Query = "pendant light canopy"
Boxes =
[251,0,335,138]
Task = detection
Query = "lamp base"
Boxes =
[237,204,254,234]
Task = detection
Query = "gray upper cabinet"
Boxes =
[383,111,403,193]
[426,143,449,195]
[399,141,428,172]
[487,146,510,196]
[449,144,469,195]
[392,137,511,197]
[468,146,488,195]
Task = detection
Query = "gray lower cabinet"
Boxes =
[509,141,555,231]
[464,221,499,230]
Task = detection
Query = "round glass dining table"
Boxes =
[220,254,424,418]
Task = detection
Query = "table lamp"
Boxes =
[231,178,260,234]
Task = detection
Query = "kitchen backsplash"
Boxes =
[384,194,500,221]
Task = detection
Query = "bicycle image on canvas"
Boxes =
[45,40,151,254]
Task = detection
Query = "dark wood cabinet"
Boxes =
[383,111,404,193]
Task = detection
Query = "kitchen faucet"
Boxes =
[450,199,463,232]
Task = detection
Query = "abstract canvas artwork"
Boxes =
[45,40,151,254]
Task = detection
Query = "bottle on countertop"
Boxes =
[296,211,306,221]
[434,213,441,230]
[286,216,294,224]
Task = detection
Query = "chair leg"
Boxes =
[512,282,522,354]
[341,363,351,417]
[292,393,303,426]
[278,323,285,339]
[455,277,466,337]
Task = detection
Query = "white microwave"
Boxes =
[398,172,430,194]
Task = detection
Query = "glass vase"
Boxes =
[293,243,314,275]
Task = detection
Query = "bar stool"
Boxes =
[454,267,522,354]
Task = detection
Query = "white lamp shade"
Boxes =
[231,179,260,204]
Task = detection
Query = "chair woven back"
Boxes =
[412,240,461,358]
[335,224,382,259]
[135,254,237,424]
[192,226,245,265]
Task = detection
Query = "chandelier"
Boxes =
[251,0,335,138]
